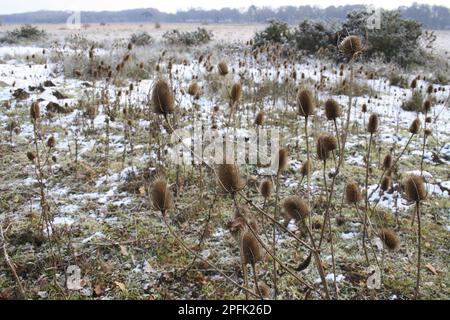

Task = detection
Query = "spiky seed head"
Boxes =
[424,128,432,137]
[300,160,312,177]
[409,118,421,135]
[382,154,393,170]
[316,135,336,161]
[410,79,417,89]
[324,99,341,120]
[403,175,427,202]
[30,102,40,120]
[282,196,310,220]
[255,111,265,126]
[257,282,271,299]
[367,113,379,134]
[242,232,262,265]
[316,136,328,161]
[277,148,289,172]
[230,83,242,103]
[152,80,174,115]
[297,89,315,117]
[427,84,433,94]
[218,61,229,76]
[380,176,391,191]
[380,228,400,250]
[362,103,367,113]
[345,181,362,204]
[46,136,56,148]
[259,179,273,199]
[187,81,199,96]
[151,177,173,214]
[217,162,245,193]
[423,100,432,113]
[323,135,338,153]
[26,151,36,162]
[339,35,363,57]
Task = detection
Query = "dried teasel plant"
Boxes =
[151,177,173,215]
[365,113,379,209]
[324,99,342,159]
[217,161,245,194]
[379,228,400,251]
[152,80,174,116]
[403,175,427,299]
[345,180,370,265]
[297,89,315,207]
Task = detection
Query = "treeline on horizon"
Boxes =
[1,3,449,30]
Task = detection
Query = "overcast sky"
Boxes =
[1,0,448,15]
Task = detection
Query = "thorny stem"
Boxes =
[354,204,370,266]
[414,201,422,299]
[368,133,415,204]
[365,133,373,210]
[0,225,27,299]
[160,214,259,299]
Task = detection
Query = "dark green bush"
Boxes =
[401,90,424,112]
[130,32,153,46]
[254,9,429,68]
[254,20,292,46]
[0,25,46,43]
[163,28,213,46]
[342,10,425,67]
[291,20,336,52]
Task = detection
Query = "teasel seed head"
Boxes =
[382,154,393,170]
[242,232,262,265]
[230,83,242,104]
[277,148,289,172]
[26,151,36,162]
[362,103,367,113]
[46,136,56,148]
[259,179,273,199]
[283,196,310,221]
[316,134,337,161]
[403,175,427,202]
[409,118,421,135]
[300,159,312,178]
[345,181,362,204]
[379,228,400,250]
[218,61,229,76]
[151,177,173,215]
[297,89,315,117]
[380,175,391,191]
[255,111,265,126]
[367,113,379,134]
[424,128,432,137]
[30,101,40,120]
[410,79,417,89]
[152,80,174,115]
[423,100,432,113]
[187,81,199,96]
[217,161,245,194]
[339,35,363,57]
[324,98,341,120]
[257,282,271,299]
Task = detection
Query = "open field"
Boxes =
[0,23,449,53]
[0,22,449,300]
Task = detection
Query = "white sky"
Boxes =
[0,0,448,15]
